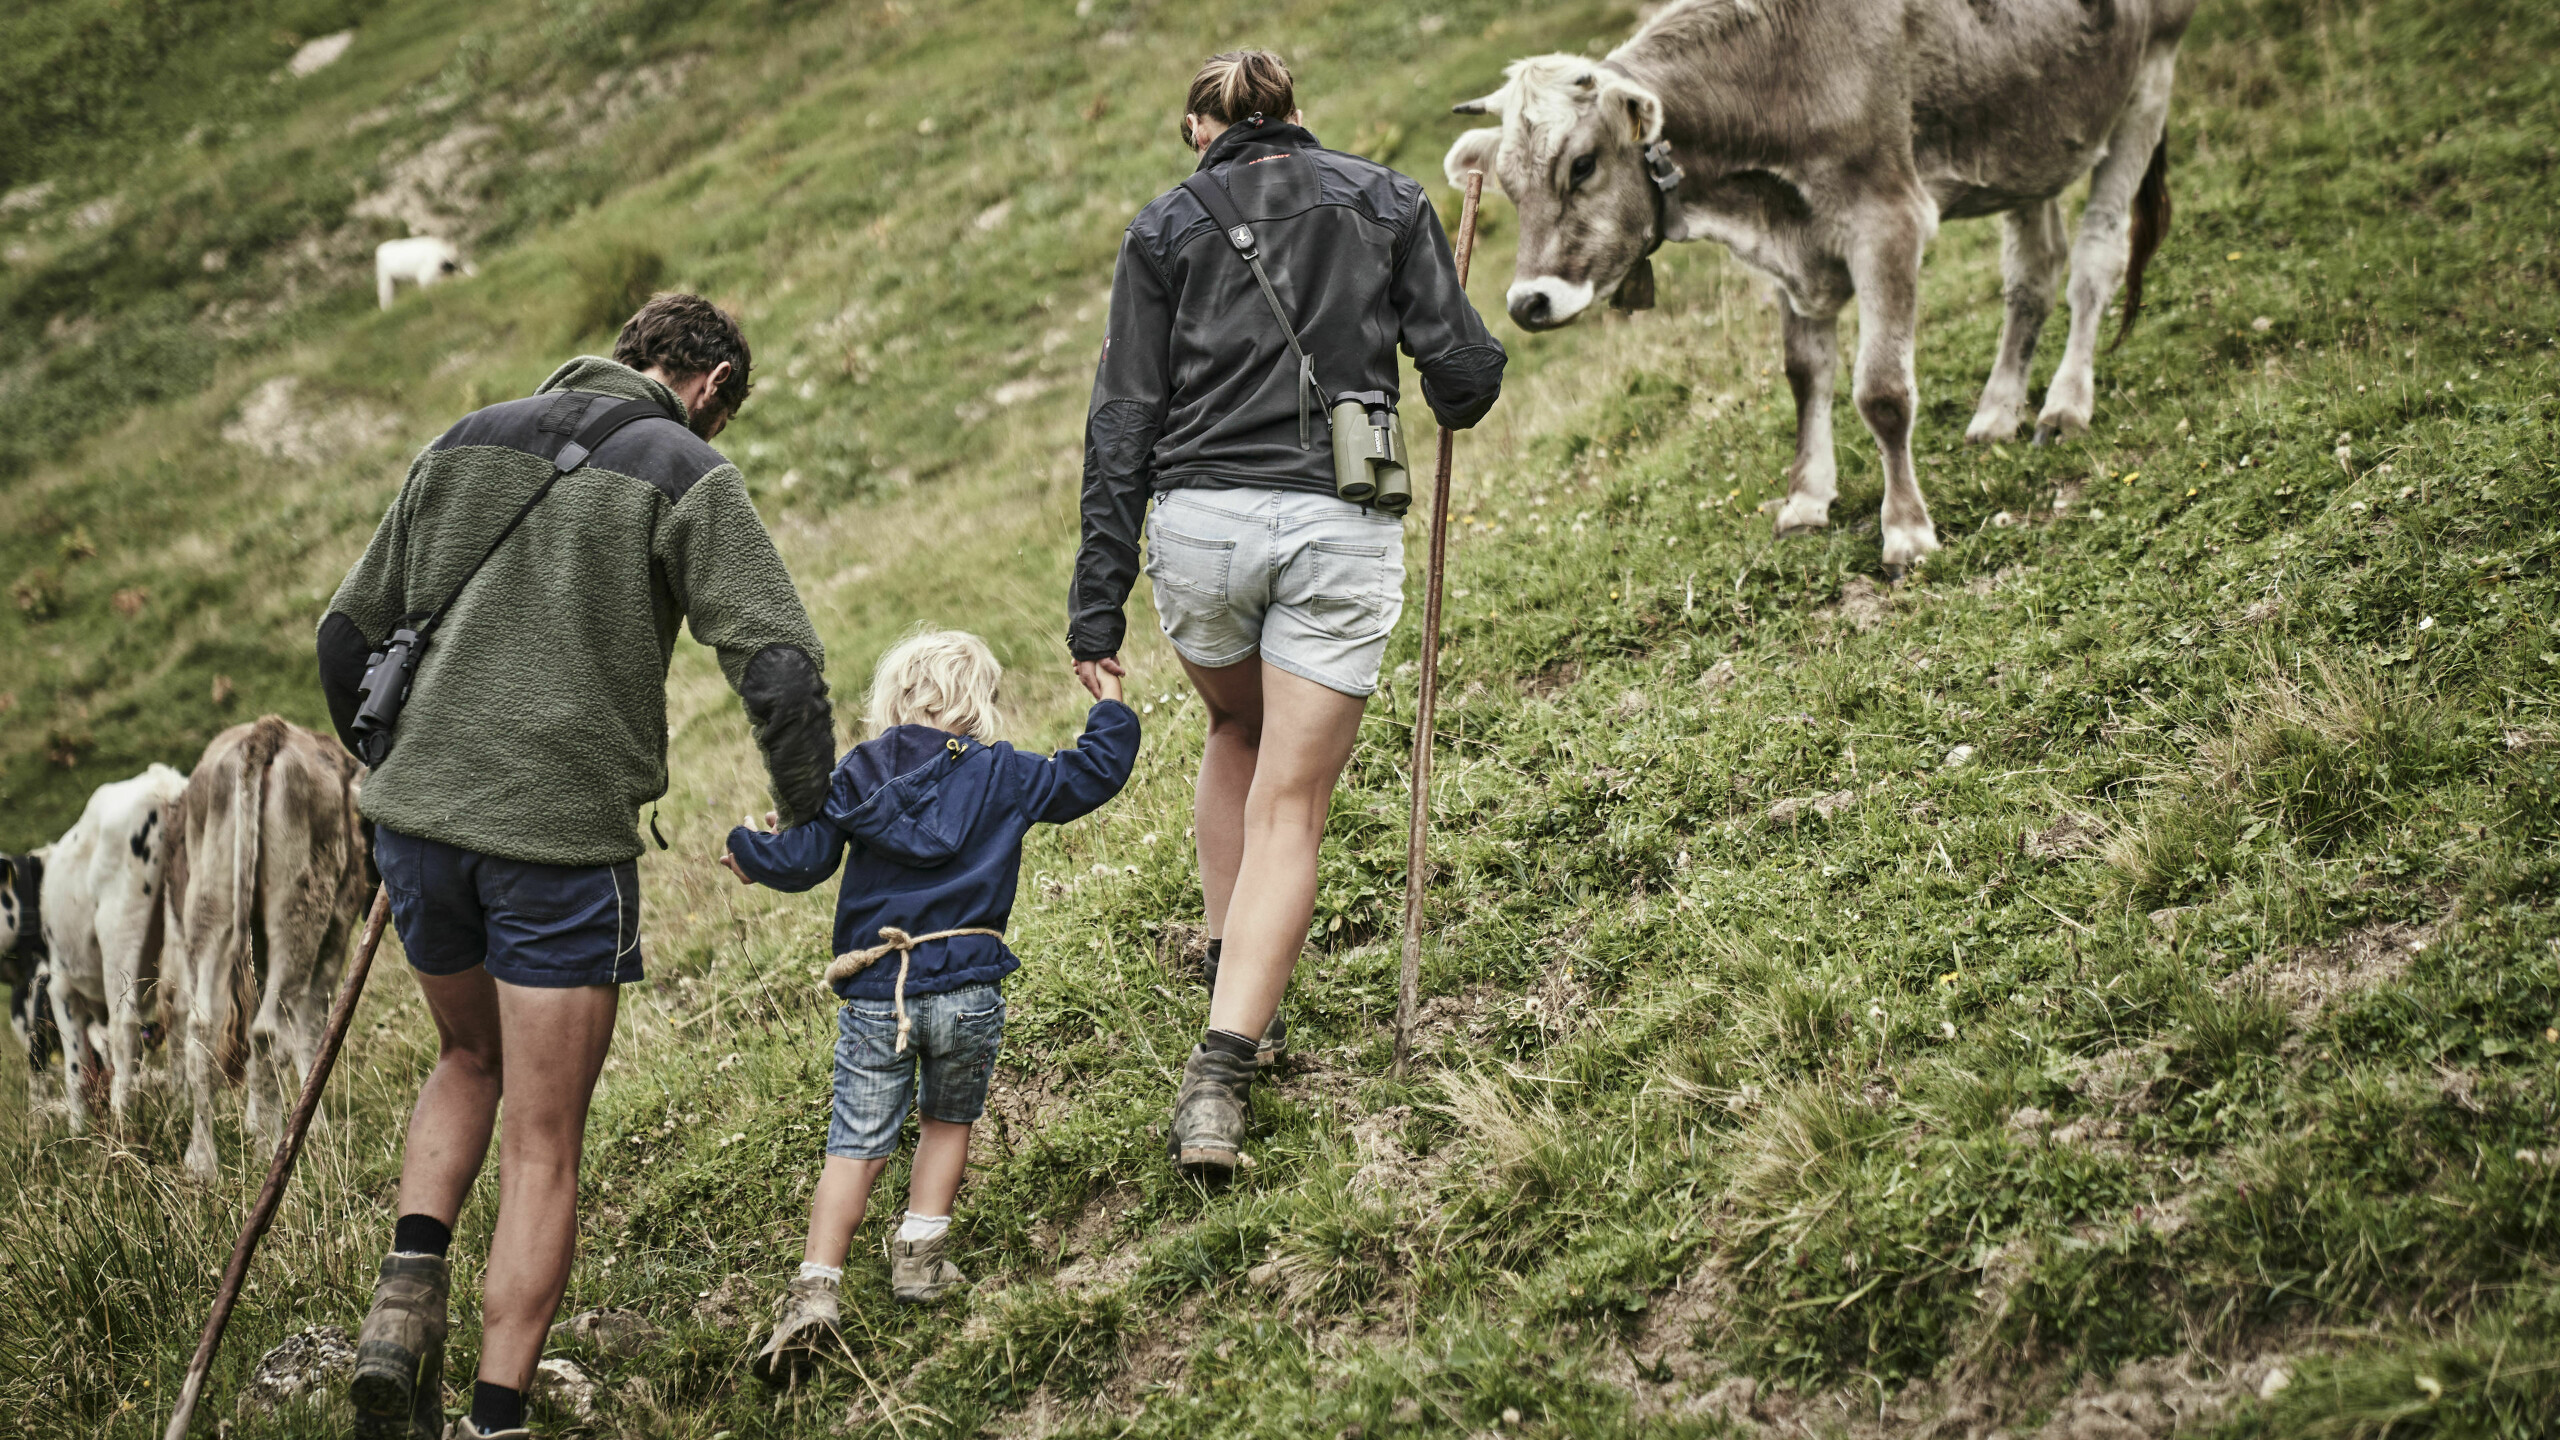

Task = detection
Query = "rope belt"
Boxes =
[823,926,1004,1054]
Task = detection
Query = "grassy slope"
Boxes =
[6,0,2559,1437]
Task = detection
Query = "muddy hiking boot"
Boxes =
[349,1252,449,1440]
[751,1274,841,1386]
[443,1420,531,1440]
[890,1232,967,1304]
[1167,1042,1256,1182]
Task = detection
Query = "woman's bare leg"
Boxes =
[1193,662,1366,1038]
[1180,655,1264,937]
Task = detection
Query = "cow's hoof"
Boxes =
[2031,424,2058,448]
[1881,563,1908,584]
[1774,520,1829,540]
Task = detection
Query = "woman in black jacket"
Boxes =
[1067,49,1505,1181]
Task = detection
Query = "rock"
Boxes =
[534,1357,599,1420]
[2258,1366,2291,1400]
[237,1325,354,1416]
[550,1306,662,1358]
[1942,743,1976,768]
[287,30,356,78]
[1698,658,1739,690]
[2006,1106,2053,1141]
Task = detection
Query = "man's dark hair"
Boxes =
[613,292,753,419]
[1186,49,1294,126]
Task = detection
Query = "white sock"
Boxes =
[797,1261,842,1283]
[897,1212,951,1243]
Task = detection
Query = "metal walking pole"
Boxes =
[1392,170,1486,1079]
[165,887,394,1440]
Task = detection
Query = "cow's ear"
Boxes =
[1444,127,1503,188]
[1622,88,1664,146]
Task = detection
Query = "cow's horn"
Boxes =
[1451,91,1506,116]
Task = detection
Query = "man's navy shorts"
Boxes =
[376,827,643,988]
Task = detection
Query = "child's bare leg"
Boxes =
[905,1119,972,1218]
[804,1155,891,1268]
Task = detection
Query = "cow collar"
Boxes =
[1610,140,1684,312]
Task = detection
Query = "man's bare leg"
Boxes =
[476,981,618,1392]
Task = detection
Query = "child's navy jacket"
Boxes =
[727,701,1140,1000]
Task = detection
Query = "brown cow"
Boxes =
[163,716,370,1180]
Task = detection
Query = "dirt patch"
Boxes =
[1587,1266,1741,1421]
[1768,789,1859,827]
[2219,917,2437,1023]
[1968,564,2037,598]
[1047,1186,1147,1295]
[221,376,400,466]
[2063,1043,2168,1119]
[2022,811,2105,860]
[691,1272,761,1330]
[1820,575,1894,632]
[1700,657,1741,691]
[2022,1352,2282,1439]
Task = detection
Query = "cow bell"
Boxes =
[1611,257,1658,311]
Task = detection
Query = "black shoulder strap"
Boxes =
[1180,171,1328,450]
[418,396,672,637]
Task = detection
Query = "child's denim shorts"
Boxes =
[1144,486,1406,698]
[827,983,1005,1160]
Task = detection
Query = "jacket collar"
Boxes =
[534,355,690,426]
[1196,118,1322,172]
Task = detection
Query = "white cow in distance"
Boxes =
[375,236,473,309]
[41,764,190,1130]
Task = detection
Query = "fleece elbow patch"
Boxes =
[741,644,835,822]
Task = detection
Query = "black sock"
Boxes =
[471,1381,526,1434]
[392,1213,452,1258]
[1202,1028,1258,1063]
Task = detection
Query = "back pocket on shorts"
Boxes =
[1282,537,1401,640]
[1144,522,1235,602]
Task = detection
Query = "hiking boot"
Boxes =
[1257,1012,1289,1070]
[350,1252,449,1440]
[443,1420,531,1440]
[889,1232,967,1304]
[1166,1043,1255,1182]
[750,1274,841,1385]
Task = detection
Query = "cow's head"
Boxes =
[0,852,34,966]
[1445,56,1670,331]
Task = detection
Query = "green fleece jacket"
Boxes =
[318,357,835,866]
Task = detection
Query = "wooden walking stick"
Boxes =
[1393,170,1486,1079]
[165,887,393,1440]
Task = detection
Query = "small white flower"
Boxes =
[1940,1021,1957,1039]
[2418,616,2436,631]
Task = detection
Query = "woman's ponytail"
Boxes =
[1185,49,1294,126]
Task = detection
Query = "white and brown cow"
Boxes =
[35,764,189,1129]
[163,717,370,1179]
[1446,0,2194,574]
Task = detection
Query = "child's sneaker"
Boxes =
[889,1232,967,1303]
[751,1274,841,1384]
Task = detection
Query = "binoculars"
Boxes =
[1329,391,1410,516]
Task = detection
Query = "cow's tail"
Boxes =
[216,718,288,1083]
[2112,133,2171,353]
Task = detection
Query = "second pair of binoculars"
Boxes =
[1330,391,1410,516]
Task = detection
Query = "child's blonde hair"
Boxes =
[865,627,1004,741]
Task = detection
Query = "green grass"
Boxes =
[6,0,2560,1435]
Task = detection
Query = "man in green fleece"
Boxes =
[316,293,833,1440]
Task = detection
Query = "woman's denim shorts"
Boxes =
[1144,486,1407,697]
[828,983,1004,1160]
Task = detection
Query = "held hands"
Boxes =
[718,810,780,886]
[1073,655,1126,704]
